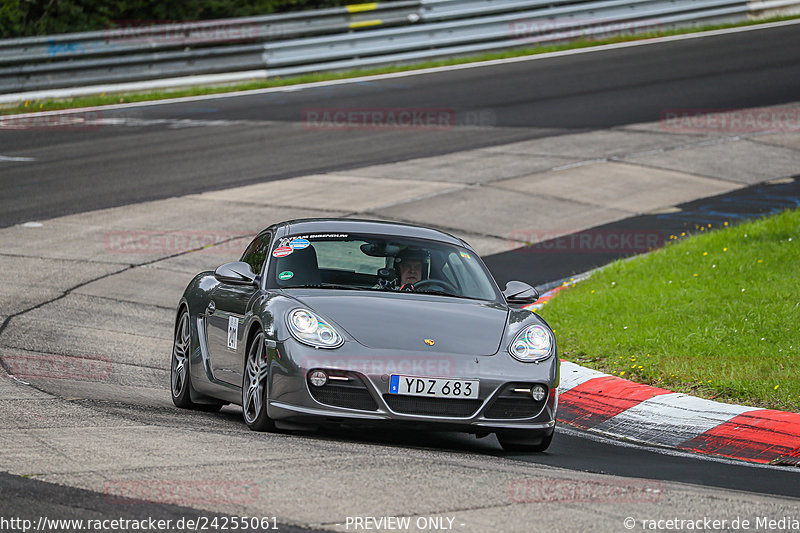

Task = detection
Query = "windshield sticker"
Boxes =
[284,234,348,242]
[272,246,293,258]
[278,271,294,280]
[288,238,310,250]
[459,251,471,259]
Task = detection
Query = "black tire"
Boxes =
[242,330,275,432]
[171,308,224,412]
[497,429,554,453]
[171,309,196,408]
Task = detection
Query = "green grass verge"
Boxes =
[2,14,799,115]
[540,208,800,412]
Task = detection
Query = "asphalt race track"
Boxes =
[1,23,800,227]
[1,21,799,531]
[0,473,313,533]
[485,177,800,287]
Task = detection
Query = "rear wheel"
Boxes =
[171,308,223,412]
[497,429,553,452]
[242,331,275,431]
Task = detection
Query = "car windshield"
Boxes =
[265,233,501,301]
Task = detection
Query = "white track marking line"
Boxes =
[0,155,36,162]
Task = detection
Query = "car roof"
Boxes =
[269,218,468,247]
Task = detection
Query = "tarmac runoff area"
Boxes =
[1,106,799,529]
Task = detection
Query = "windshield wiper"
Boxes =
[285,283,371,291]
[414,290,472,299]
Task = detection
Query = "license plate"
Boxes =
[389,375,479,399]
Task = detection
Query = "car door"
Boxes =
[205,232,272,386]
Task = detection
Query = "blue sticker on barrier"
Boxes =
[289,238,310,250]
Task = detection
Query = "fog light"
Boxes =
[309,370,328,387]
[531,384,547,402]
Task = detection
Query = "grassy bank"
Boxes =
[3,15,799,115]
[540,208,800,412]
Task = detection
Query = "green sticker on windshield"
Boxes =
[278,271,294,280]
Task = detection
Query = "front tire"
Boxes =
[171,308,223,412]
[242,330,275,431]
[497,429,554,452]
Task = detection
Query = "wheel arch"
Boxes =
[245,318,265,355]
[174,300,190,333]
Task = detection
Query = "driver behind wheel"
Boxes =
[377,248,429,290]
[397,249,427,289]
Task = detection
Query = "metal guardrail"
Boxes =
[419,0,601,21]
[0,2,421,65]
[263,0,748,67]
[1,0,797,95]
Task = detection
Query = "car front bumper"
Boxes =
[265,338,559,432]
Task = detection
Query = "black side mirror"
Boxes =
[214,262,258,285]
[503,281,539,304]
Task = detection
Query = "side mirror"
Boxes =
[214,262,258,285]
[503,281,539,304]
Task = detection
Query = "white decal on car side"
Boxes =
[227,315,238,350]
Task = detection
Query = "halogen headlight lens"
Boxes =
[287,308,343,349]
[291,310,318,333]
[509,324,553,362]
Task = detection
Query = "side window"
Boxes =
[241,233,271,275]
[441,262,457,287]
[447,252,478,294]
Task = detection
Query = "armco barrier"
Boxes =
[261,0,749,70]
[0,2,421,64]
[1,0,799,95]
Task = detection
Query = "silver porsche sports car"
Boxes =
[171,218,558,451]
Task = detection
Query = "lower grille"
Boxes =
[309,375,378,411]
[484,383,547,419]
[383,394,481,417]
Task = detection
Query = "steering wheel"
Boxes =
[411,278,458,294]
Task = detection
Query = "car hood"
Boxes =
[285,290,509,355]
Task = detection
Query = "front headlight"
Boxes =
[509,324,553,363]
[287,308,343,349]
